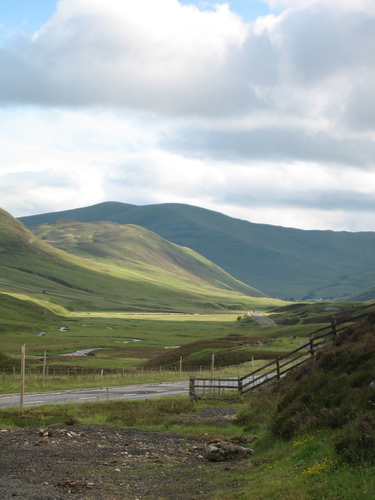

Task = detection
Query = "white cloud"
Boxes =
[0,0,374,231]
[0,0,249,116]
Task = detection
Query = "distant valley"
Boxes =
[19,201,375,301]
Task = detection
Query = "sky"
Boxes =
[0,0,374,232]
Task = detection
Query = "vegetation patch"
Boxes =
[263,314,375,465]
[139,335,288,369]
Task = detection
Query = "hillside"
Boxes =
[19,201,375,301]
[345,284,375,302]
[0,208,267,314]
[31,219,262,298]
[269,312,375,462]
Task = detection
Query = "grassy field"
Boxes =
[2,302,373,393]
[1,304,316,356]
[0,305,321,394]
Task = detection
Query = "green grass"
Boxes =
[1,308,307,356]
[0,361,271,393]
[2,301,372,400]
[1,302,367,393]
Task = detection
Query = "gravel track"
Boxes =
[0,408,245,500]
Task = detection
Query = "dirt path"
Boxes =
[0,408,246,500]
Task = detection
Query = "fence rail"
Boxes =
[189,319,342,400]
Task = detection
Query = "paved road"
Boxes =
[0,381,190,409]
[251,311,277,326]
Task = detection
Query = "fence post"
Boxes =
[42,350,47,389]
[20,344,25,409]
[189,376,195,400]
[309,338,315,358]
[238,376,242,394]
[276,357,280,379]
[331,315,337,339]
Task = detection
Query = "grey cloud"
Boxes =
[278,4,375,82]
[162,126,375,167]
[0,1,372,123]
[218,189,375,213]
[343,76,375,131]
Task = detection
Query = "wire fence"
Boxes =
[0,363,251,384]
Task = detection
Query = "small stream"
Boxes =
[60,348,101,357]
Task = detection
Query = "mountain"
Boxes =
[31,219,262,298]
[344,284,375,302]
[1,208,267,313]
[19,202,375,301]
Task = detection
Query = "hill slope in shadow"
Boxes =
[19,202,375,301]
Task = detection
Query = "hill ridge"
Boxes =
[1,207,270,313]
[19,202,375,301]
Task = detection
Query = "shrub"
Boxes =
[269,315,375,444]
[334,413,375,464]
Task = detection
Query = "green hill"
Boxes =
[1,208,269,314]
[19,201,375,301]
[31,219,262,298]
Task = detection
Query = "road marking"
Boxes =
[0,396,19,400]
[79,397,97,400]
[25,401,46,405]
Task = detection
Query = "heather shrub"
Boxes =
[269,314,375,461]
[334,413,375,464]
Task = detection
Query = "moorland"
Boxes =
[1,203,374,499]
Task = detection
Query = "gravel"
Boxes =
[0,408,248,500]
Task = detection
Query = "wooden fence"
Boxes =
[189,320,341,400]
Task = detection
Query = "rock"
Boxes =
[230,436,250,445]
[205,441,253,462]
